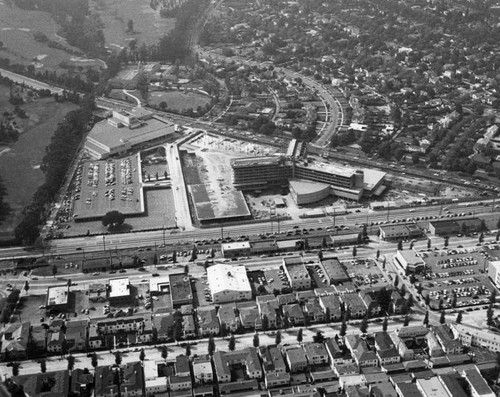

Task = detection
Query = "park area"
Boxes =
[0,87,77,240]
[91,0,176,49]
[149,90,212,113]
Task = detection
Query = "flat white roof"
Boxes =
[46,285,69,306]
[416,377,449,397]
[207,264,251,295]
[221,241,251,251]
[108,278,130,298]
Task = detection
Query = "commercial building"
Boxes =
[451,322,500,353]
[379,223,423,240]
[461,368,495,397]
[230,154,386,203]
[394,250,426,273]
[108,278,131,304]
[488,260,500,288]
[207,264,252,303]
[46,285,70,310]
[169,273,194,308]
[85,108,178,159]
[320,257,350,285]
[416,377,450,397]
[283,257,311,290]
[220,241,252,258]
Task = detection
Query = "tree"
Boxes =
[52,264,57,278]
[67,353,75,371]
[114,351,122,365]
[340,318,347,338]
[161,345,169,361]
[382,317,388,332]
[313,331,325,343]
[139,348,145,363]
[456,311,463,324]
[23,281,29,294]
[40,359,46,373]
[127,19,134,33]
[228,334,236,351]
[297,328,303,343]
[382,257,386,269]
[172,250,177,263]
[185,344,191,357]
[318,249,323,261]
[439,311,446,324]
[208,336,215,356]
[487,304,494,326]
[91,352,98,368]
[262,315,269,331]
[359,315,369,334]
[444,236,449,248]
[253,333,260,348]
[427,238,431,249]
[490,289,497,304]
[479,232,484,243]
[12,362,19,376]
[451,293,457,308]
[397,240,403,250]
[394,276,399,288]
[275,330,282,345]
[102,211,125,229]
[376,250,380,259]
[352,246,357,257]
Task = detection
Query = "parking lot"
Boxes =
[342,258,392,290]
[417,247,497,309]
[263,268,291,294]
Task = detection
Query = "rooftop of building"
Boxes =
[46,285,69,306]
[283,258,309,279]
[295,159,358,178]
[108,278,130,299]
[231,155,287,168]
[169,273,193,303]
[463,367,494,395]
[321,257,350,281]
[207,264,252,295]
[416,377,449,397]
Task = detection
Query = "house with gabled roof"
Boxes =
[197,306,220,336]
[1,321,30,360]
[319,294,342,321]
[259,345,290,388]
[218,303,240,333]
[345,335,377,368]
[282,303,305,326]
[302,342,329,365]
[304,301,325,323]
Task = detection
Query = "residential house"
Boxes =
[47,330,65,354]
[170,375,192,392]
[153,313,175,342]
[30,324,47,354]
[390,290,405,314]
[342,293,367,318]
[95,362,144,397]
[218,303,240,333]
[277,293,297,306]
[426,331,444,358]
[13,370,69,397]
[432,324,463,355]
[256,295,280,329]
[70,368,94,397]
[213,347,263,383]
[182,314,197,339]
[345,335,377,368]
[1,321,30,360]
[238,304,262,330]
[175,355,191,377]
[65,320,88,352]
[282,303,306,326]
[319,295,343,321]
[88,326,102,350]
[325,338,353,365]
[197,306,220,336]
[296,290,317,304]
[374,332,400,365]
[302,342,329,365]
[193,355,213,385]
[259,345,290,388]
[283,346,308,373]
[360,292,382,317]
[304,301,325,323]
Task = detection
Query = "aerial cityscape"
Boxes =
[0,0,500,396]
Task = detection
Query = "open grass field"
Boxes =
[92,0,175,49]
[149,90,212,112]
[0,2,98,73]
[0,88,77,240]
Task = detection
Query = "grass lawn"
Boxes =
[0,92,77,240]
[93,0,176,49]
[0,2,89,73]
[149,90,212,112]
